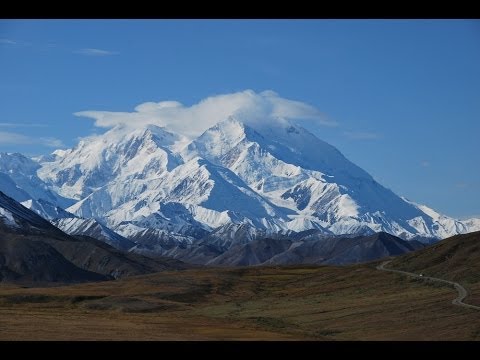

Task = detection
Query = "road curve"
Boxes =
[377,260,480,311]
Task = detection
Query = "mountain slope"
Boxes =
[208,238,293,266]
[402,198,480,240]
[389,230,480,284]
[0,191,186,281]
[207,232,423,267]
[0,191,108,283]
[37,125,185,200]
[0,236,106,283]
[0,152,73,208]
[20,198,75,221]
[28,118,479,243]
[271,232,424,265]
[0,153,77,222]
[0,190,62,233]
[186,117,448,238]
[39,126,291,235]
[52,217,135,251]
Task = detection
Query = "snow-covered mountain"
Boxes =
[0,152,76,221]
[37,125,186,200]
[0,190,186,281]
[402,197,480,240]
[184,117,480,239]
[52,217,135,251]
[37,124,292,235]
[0,190,63,233]
[0,153,73,208]
[20,199,75,221]
[1,118,479,247]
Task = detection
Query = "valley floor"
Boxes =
[1,264,480,340]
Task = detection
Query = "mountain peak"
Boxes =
[2,114,473,243]
[97,124,185,148]
[190,116,371,183]
[213,116,304,143]
[36,124,185,200]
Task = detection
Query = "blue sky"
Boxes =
[0,20,479,218]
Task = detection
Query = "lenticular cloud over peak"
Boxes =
[74,90,335,139]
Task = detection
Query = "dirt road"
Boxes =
[377,260,480,311]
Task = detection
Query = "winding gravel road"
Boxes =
[377,260,480,311]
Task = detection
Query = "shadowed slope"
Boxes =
[0,191,187,282]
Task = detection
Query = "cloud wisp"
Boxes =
[39,137,65,148]
[0,38,31,46]
[344,131,381,140]
[0,131,64,148]
[74,48,119,56]
[0,38,17,45]
[0,131,31,145]
[75,90,337,139]
[0,123,48,128]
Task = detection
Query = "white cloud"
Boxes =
[0,131,31,144]
[344,131,381,140]
[75,90,336,139]
[74,48,119,56]
[39,137,65,148]
[0,131,64,148]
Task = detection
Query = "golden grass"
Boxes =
[1,264,480,340]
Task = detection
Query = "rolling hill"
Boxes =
[389,230,480,285]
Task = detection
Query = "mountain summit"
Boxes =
[1,118,479,249]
